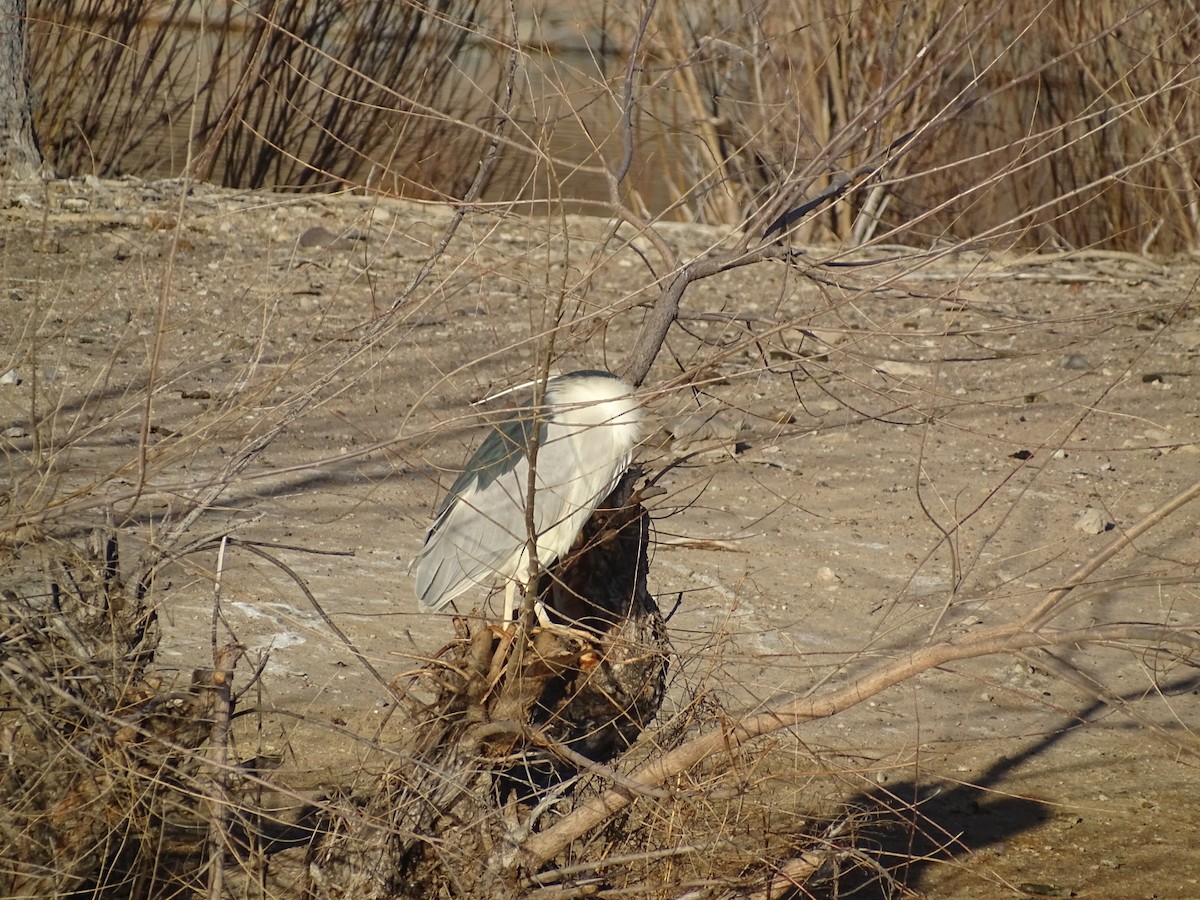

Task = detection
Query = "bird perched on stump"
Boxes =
[414,370,643,624]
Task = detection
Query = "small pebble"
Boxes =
[0,369,20,385]
[1074,508,1107,534]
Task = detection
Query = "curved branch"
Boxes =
[1022,477,1200,629]
[519,621,1194,867]
[621,244,789,387]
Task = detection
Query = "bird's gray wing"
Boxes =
[415,413,544,610]
[433,412,537,518]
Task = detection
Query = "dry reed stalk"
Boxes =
[28,1,490,195]
[604,1,1199,251]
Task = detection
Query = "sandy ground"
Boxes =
[2,177,1199,897]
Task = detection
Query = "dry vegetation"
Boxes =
[3,1,1200,898]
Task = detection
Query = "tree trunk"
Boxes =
[0,0,44,179]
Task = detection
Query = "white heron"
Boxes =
[414,370,643,623]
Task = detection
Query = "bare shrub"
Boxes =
[566,1,1200,251]
[28,1,491,193]
[0,527,214,896]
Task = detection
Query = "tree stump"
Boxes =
[306,469,669,898]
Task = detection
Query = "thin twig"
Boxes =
[1022,478,1200,629]
[230,539,402,701]
[205,537,242,900]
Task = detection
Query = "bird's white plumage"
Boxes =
[414,371,642,614]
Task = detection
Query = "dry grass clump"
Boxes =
[0,527,218,897]
[304,641,880,899]
[528,1,1200,251]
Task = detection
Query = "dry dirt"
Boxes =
[2,177,1200,897]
